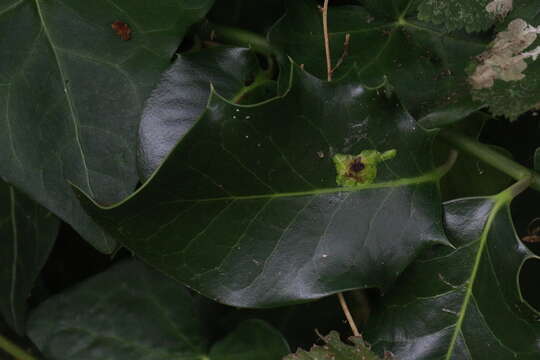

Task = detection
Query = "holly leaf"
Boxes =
[75,64,449,307]
[284,331,383,360]
[0,180,59,335]
[138,47,276,180]
[367,188,540,359]
[469,2,540,119]
[28,260,289,360]
[268,0,486,121]
[0,0,214,253]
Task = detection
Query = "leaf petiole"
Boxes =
[440,129,540,191]
[0,334,37,360]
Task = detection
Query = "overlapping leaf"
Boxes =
[269,0,486,122]
[28,260,289,360]
[138,47,276,180]
[0,0,213,252]
[367,189,540,359]
[0,180,59,334]
[76,64,449,307]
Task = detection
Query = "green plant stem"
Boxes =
[0,335,37,360]
[440,129,540,191]
[207,23,278,56]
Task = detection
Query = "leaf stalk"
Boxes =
[440,129,540,191]
[0,334,37,360]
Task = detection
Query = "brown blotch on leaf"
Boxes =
[347,158,365,182]
[349,158,365,173]
[112,21,132,41]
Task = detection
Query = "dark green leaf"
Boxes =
[0,0,213,252]
[138,47,276,180]
[28,260,288,360]
[284,331,382,360]
[535,148,539,171]
[417,0,502,33]
[207,0,285,34]
[0,180,59,335]
[368,191,540,359]
[209,319,290,360]
[268,0,487,120]
[76,65,449,307]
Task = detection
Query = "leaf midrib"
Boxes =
[33,0,94,197]
[444,198,504,359]
[166,169,442,205]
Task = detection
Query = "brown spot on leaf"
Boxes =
[112,21,132,41]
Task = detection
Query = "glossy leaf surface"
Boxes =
[0,180,59,334]
[368,193,540,359]
[269,0,486,120]
[0,0,213,252]
[28,260,289,360]
[138,47,275,180]
[77,65,448,307]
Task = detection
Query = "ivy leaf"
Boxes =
[0,180,59,335]
[284,331,383,360]
[367,189,540,359]
[75,64,449,307]
[28,260,289,360]
[469,3,540,119]
[268,0,486,121]
[0,0,214,253]
[417,0,508,33]
[138,47,276,180]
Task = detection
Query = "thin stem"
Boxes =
[322,0,332,81]
[0,335,37,360]
[337,293,361,337]
[206,22,277,56]
[440,129,540,191]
